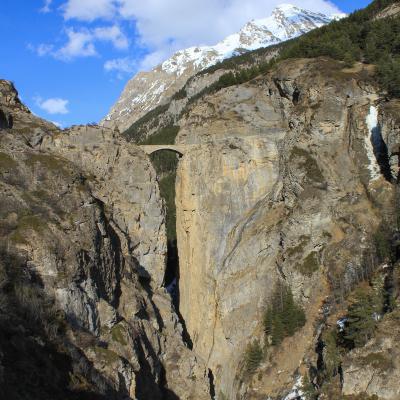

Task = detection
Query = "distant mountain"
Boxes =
[102,4,345,132]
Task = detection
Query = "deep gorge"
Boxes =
[1,1,400,398]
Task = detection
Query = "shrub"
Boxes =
[374,225,394,263]
[322,329,341,379]
[301,375,318,400]
[297,252,320,277]
[290,147,324,184]
[361,352,393,371]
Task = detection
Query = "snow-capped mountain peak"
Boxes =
[160,4,337,77]
[102,4,346,132]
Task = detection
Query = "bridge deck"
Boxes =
[140,144,186,156]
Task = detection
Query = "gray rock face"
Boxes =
[2,53,400,400]
[173,58,398,398]
[0,81,211,399]
[41,125,167,289]
[342,309,400,400]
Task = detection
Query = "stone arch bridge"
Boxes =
[140,145,186,157]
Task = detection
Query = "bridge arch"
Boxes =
[140,144,185,157]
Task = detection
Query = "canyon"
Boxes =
[1,1,400,399]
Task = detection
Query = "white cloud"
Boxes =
[55,29,97,60]
[40,0,52,13]
[34,25,128,61]
[37,43,54,56]
[35,97,70,115]
[60,0,342,70]
[116,0,341,47]
[104,57,136,73]
[94,25,129,49]
[62,0,117,21]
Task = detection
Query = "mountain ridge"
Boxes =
[101,4,345,132]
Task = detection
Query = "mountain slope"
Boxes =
[101,4,344,132]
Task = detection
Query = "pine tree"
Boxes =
[271,314,285,345]
[344,286,378,347]
[244,341,263,374]
[263,283,306,345]
[263,306,273,336]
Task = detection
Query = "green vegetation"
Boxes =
[194,0,400,104]
[139,126,181,242]
[93,346,120,363]
[374,225,394,262]
[184,59,277,110]
[9,212,49,244]
[25,153,70,175]
[194,43,280,77]
[159,173,177,240]
[343,284,383,347]
[301,375,318,400]
[111,323,128,346]
[263,283,306,346]
[244,340,263,375]
[321,329,341,379]
[123,103,170,142]
[290,147,324,184]
[172,87,187,100]
[0,152,17,170]
[185,0,400,107]
[150,151,179,177]
[360,352,393,371]
[280,1,400,97]
[140,125,180,145]
[287,235,310,257]
[297,251,320,277]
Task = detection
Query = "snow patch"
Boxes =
[365,105,382,181]
[337,317,347,332]
[283,376,304,400]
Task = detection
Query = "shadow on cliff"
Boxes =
[0,245,127,400]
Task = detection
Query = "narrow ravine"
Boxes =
[148,148,195,349]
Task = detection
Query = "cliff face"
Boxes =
[0,80,210,400]
[173,58,399,398]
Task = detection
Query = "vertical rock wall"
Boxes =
[175,59,395,398]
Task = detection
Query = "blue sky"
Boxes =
[0,0,373,127]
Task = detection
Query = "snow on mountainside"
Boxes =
[102,4,346,132]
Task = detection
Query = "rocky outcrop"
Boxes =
[0,80,210,399]
[375,2,400,19]
[41,125,167,289]
[380,100,400,181]
[342,309,400,400]
[174,58,396,398]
